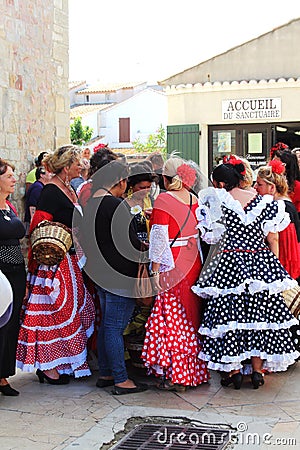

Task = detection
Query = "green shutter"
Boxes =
[167,124,199,163]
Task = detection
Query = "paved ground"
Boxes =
[1,361,300,450]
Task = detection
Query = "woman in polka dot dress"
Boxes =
[192,157,299,390]
[142,157,209,391]
[16,146,95,383]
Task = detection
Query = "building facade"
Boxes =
[1,0,69,207]
[161,18,300,176]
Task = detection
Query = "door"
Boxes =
[208,124,272,173]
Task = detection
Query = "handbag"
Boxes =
[282,284,300,318]
[30,220,72,266]
[133,261,154,306]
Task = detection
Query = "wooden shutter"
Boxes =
[167,124,199,163]
[119,118,130,143]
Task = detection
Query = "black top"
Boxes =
[284,199,300,242]
[81,195,145,292]
[0,207,25,264]
[24,180,44,222]
[37,184,74,228]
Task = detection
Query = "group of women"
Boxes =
[0,142,299,396]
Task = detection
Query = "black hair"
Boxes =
[127,163,157,188]
[36,151,48,166]
[272,149,300,192]
[212,163,244,191]
[91,159,129,193]
[89,148,117,177]
[35,167,46,180]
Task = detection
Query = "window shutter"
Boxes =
[119,118,130,143]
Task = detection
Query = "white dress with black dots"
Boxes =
[192,188,300,373]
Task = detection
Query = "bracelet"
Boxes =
[149,270,160,276]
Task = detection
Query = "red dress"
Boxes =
[142,193,209,386]
[290,180,300,215]
[16,184,95,377]
[278,200,300,279]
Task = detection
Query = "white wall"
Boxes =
[99,89,167,148]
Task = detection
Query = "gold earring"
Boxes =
[127,186,133,199]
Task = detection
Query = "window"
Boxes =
[86,95,89,103]
[119,118,130,142]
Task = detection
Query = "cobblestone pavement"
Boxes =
[1,362,300,450]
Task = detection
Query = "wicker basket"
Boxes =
[282,284,300,318]
[30,220,72,266]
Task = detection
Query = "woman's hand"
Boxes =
[151,273,162,293]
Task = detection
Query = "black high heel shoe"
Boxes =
[36,369,70,385]
[221,372,243,390]
[0,384,19,396]
[251,371,264,389]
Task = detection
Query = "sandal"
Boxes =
[156,380,186,392]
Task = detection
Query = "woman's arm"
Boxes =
[266,231,279,258]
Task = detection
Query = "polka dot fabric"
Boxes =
[142,289,209,386]
[16,253,95,377]
[193,192,300,373]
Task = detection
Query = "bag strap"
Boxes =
[170,193,193,248]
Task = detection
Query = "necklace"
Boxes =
[56,175,77,199]
[0,207,11,221]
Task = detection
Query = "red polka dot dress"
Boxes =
[16,184,95,377]
[142,193,209,386]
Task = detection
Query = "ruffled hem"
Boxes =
[199,349,300,373]
[192,277,297,299]
[16,348,91,378]
[143,353,209,386]
[199,317,299,338]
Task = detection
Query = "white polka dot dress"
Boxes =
[192,188,300,373]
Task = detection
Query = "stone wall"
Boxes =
[0,0,69,211]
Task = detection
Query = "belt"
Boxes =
[169,233,198,247]
[219,248,270,254]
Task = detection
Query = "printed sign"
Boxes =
[222,98,281,120]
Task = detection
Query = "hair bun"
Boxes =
[223,154,246,177]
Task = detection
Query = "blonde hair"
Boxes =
[239,157,254,189]
[163,156,185,191]
[44,145,81,174]
[257,165,289,196]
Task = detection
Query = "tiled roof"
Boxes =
[70,103,113,119]
[69,80,86,90]
[77,81,145,94]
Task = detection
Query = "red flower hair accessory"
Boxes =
[223,154,246,175]
[93,143,108,153]
[268,159,285,175]
[176,163,196,188]
[269,142,289,159]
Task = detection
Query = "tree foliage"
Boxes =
[70,117,93,146]
[132,125,166,155]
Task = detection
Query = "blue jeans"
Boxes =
[96,287,136,384]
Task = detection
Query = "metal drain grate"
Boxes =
[111,423,230,449]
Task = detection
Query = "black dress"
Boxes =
[192,188,299,373]
[0,206,26,378]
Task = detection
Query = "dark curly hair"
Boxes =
[89,147,117,177]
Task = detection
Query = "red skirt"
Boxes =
[17,254,95,377]
[279,224,300,279]
[142,276,209,387]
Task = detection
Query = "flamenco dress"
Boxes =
[192,188,299,374]
[142,192,209,386]
[16,184,95,377]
